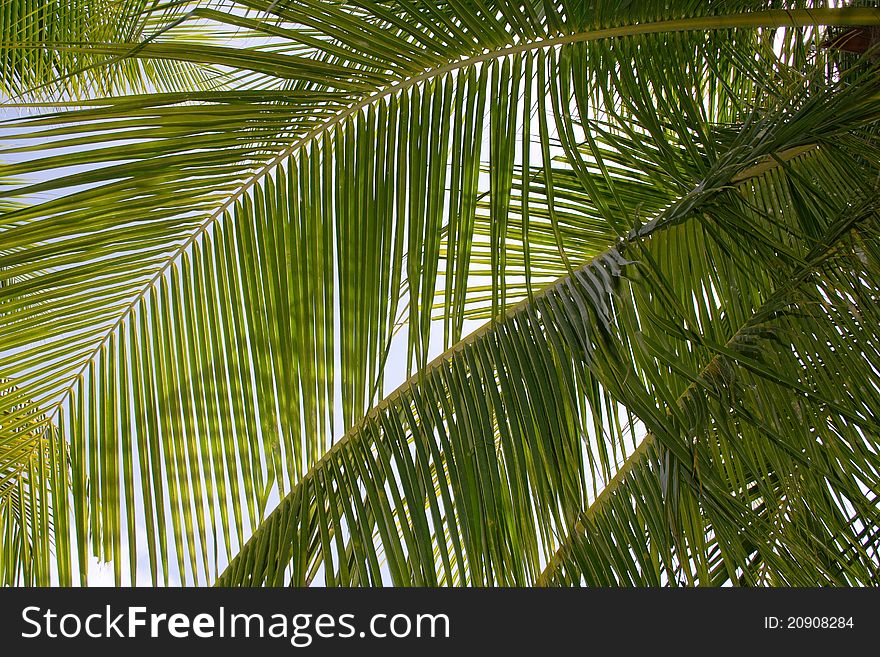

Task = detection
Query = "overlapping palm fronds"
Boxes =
[1,0,879,586]
[0,0,224,101]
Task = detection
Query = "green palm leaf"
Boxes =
[0,0,223,100]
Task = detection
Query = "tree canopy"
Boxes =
[1,0,879,587]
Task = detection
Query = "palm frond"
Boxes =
[0,382,69,586]
[0,0,224,101]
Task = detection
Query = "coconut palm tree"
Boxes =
[2,0,880,587]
